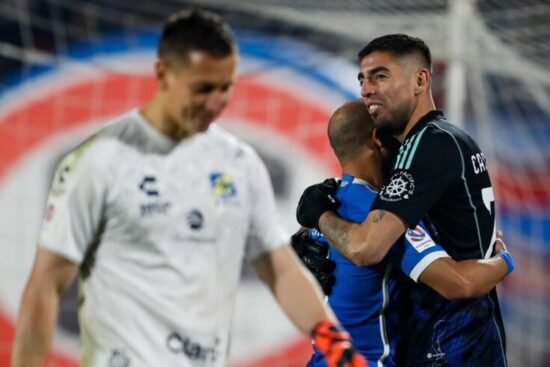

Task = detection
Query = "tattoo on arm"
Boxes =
[318,212,351,257]
[373,210,387,223]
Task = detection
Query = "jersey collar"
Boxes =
[405,109,444,141]
[341,174,378,192]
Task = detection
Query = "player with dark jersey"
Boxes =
[374,110,505,365]
[295,35,511,366]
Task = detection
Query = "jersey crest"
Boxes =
[210,173,237,199]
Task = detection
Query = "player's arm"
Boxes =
[253,244,336,333]
[420,234,514,300]
[297,132,459,266]
[12,138,107,367]
[246,150,364,367]
[296,178,406,266]
[319,209,406,266]
[253,245,366,367]
[11,249,78,367]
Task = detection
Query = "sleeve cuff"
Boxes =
[409,251,450,282]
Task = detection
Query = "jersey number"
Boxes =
[482,186,497,259]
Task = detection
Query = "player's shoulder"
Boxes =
[206,124,261,163]
[423,113,477,147]
[57,110,137,172]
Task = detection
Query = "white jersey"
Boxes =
[39,109,288,367]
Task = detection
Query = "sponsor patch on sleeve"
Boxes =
[405,225,435,252]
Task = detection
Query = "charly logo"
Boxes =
[139,175,171,217]
[166,331,220,363]
[210,173,236,200]
[380,171,415,202]
[108,349,130,367]
[139,176,159,196]
[186,209,204,230]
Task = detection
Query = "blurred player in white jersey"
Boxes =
[11,9,366,367]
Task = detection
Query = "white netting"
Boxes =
[1,1,549,366]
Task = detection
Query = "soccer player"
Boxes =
[296,35,510,366]
[295,100,513,367]
[11,10,366,367]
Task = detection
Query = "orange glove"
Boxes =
[312,320,367,367]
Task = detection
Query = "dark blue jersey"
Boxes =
[308,175,449,367]
[372,111,507,366]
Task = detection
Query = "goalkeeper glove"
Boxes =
[312,320,367,367]
[291,229,336,295]
[296,178,341,229]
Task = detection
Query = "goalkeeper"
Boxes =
[11,9,365,367]
[293,100,514,366]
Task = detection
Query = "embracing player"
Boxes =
[297,35,510,366]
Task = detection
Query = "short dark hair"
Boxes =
[158,9,236,66]
[328,100,375,164]
[358,34,431,70]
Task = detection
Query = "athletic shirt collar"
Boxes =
[341,174,378,193]
[405,109,444,140]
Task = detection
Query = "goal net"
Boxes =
[1,1,549,366]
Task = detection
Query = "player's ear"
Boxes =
[155,59,169,90]
[414,68,430,95]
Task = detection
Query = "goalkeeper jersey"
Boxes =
[307,174,449,367]
[39,109,288,367]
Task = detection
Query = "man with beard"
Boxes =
[296,35,509,366]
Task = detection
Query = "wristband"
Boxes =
[498,251,515,275]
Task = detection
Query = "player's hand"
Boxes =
[312,320,367,367]
[494,230,508,255]
[291,229,336,295]
[296,178,341,229]
[493,230,515,275]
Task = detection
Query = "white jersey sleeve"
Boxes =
[243,148,288,263]
[400,221,450,282]
[39,137,108,264]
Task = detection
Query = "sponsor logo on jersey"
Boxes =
[139,176,159,196]
[407,226,426,242]
[210,173,236,199]
[166,331,220,363]
[186,209,204,230]
[139,175,171,217]
[108,349,130,367]
[406,225,435,252]
[380,171,415,202]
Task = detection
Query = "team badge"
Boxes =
[380,171,415,202]
[210,173,237,199]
